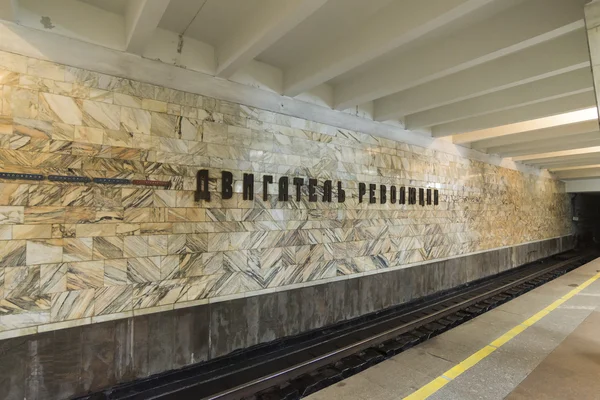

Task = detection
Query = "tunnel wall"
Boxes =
[0,49,573,397]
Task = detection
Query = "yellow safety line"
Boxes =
[403,270,600,400]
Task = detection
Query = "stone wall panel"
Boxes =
[0,49,572,343]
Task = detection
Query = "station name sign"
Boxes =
[195,170,439,206]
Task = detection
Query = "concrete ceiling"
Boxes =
[1,0,598,181]
[79,0,127,15]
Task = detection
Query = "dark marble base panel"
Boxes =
[0,237,573,399]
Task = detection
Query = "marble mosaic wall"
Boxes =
[0,50,571,338]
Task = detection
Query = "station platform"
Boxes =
[306,256,600,400]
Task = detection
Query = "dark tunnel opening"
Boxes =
[572,193,600,250]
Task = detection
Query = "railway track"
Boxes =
[83,250,596,400]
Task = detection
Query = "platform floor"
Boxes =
[306,256,600,400]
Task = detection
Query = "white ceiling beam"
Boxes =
[513,146,600,163]
[534,155,600,169]
[0,0,18,21]
[432,91,596,137]
[125,0,171,54]
[333,0,587,111]
[216,0,327,78]
[517,151,600,169]
[282,0,494,97]
[555,167,600,180]
[489,132,600,157]
[405,68,593,129]
[453,108,599,145]
[374,30,589,122]
[551,164,600,172]
[470,120,599,150]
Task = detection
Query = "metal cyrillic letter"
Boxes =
[243,173,254,200]
[323,180,332,202]
[195,170,210,201]
[263,175,273,201]
[221,171,233,200]
[359,183,366,203]
[278,177,289,201]
[308,179,318,202]
[337,181,346,203]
